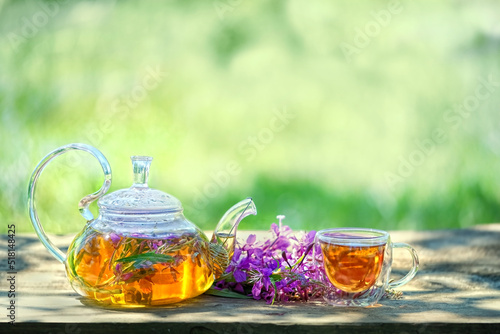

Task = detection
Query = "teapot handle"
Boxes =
[28,143,112,263]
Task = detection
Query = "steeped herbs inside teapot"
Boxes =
[28,144,256,307]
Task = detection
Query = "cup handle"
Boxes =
[388,242,419,289]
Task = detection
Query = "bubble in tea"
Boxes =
[320,241,385,293]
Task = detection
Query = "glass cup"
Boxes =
[314,228,419,307]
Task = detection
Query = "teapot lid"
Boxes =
[98,156,182,214]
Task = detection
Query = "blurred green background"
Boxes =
[1,0,500,234]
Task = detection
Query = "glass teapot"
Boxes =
[28,143,256,307]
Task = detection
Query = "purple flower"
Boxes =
[272,236,291,250]
[234,283,245,293]
[246,234,257,245]
[233,248,242,260]
[267,260,279,272]
[252,280,263,300]
[114,263,133,281]
[109,233,122,248]
[233,269,247,283]
[304,230,316,243]
[252,248,263,259]
[214,214,323,304]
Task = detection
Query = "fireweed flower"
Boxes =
[114,263,134,282]
[214,215,324,304]
[109,233,122,248]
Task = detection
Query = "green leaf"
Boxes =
[115,252,174,264]
[292,253,306,270]
[270,273,283,281]
[271,281,278,305]
[204,287,252,299]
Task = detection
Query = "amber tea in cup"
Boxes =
[314,228,419,307]
[320,242,385,293]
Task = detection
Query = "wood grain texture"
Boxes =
[2,225,500,333]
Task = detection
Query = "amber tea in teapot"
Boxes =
[67,230,216,306]
[28,144,256,307]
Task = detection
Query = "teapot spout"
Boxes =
[211,197,257,256]
[210,198,256,279]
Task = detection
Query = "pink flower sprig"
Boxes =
[214,215,325,304]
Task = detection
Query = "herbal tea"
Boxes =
[211,232,236,258]
[320,241,385,293]
[65,228,214,306]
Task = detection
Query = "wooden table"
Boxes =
[2,225,500,333]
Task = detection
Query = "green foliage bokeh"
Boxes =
[1,0,500,234]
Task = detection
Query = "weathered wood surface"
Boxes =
[1,225,500,333]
